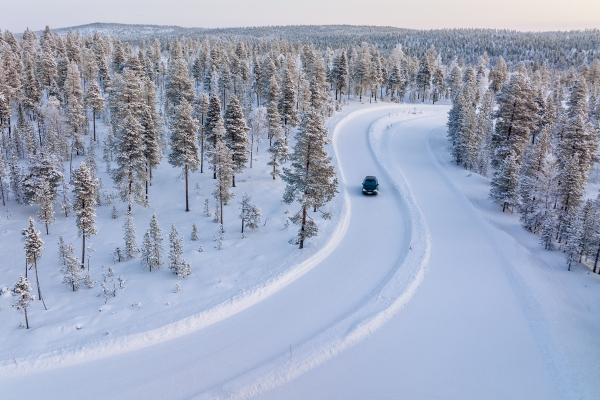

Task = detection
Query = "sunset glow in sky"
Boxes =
[4,0,600,33]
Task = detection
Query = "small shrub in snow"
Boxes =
[84,272,96,288]
[174,283,181,293]
[204,199,211,216]
[191,224,199,241]
[108,266,114,277]
[198,245,204,252]
[111,206,118,219]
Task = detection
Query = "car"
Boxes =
[362,176,379,195]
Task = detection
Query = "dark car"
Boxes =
[362,176,379,195]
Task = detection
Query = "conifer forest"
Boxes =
[1,23,599,399]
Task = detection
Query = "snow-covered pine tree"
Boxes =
[85,80,105,141]
[282,108,339,248]
[247,106,267,167]
[491,66,540,170]
[416,55,432,102]
[518,126,554,231]
[141,213,164,271]
[204,94,224,179]
[279,65,299,127]
[169,98,200,211]
[224,95,250,187]
[11,275,34,329]
[166,56,195,112]
[475,90,495,176]
[489,56,508,93]
[193,93,210,173]
[239,193,261,233]
[168,224,190,278]
[64,61,85,155]
[59,180,72,217]
[22,217,45,308]
[556,153,586,243]
[62,243,81,291]
[268,136,288,179]
[191,224,199,241]
[33,180,55,235]
[72,162,98,267]
[123,210,139,260]
[212,135,235,225]
[489,150,520,212]
[113,110,147,209]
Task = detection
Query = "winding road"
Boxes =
[0,106,566,399]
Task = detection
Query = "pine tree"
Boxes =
[224,95,250,186]
[169,98,200,211]
[416,55,432,102]
[33,180,55,235]
[332,51,349,101]
[168,224,190,278]
[62,243,81,291]
[85,80,104,141]
[239,193,261,233]
[59,180,72,217]
[489,56,508,93]
[11,275,34,329]
[475,90,495,176]
[64,61,85,155]
[491,68,540,170]
[166,57,195,111]
[282,108,339,248]
[22,217,46,308]
[113,110,147,209]
[279,66,299,125]
[141,77,163,197]
[212,137,236,226]
[557,153,586,242]
[204,94,224,179]
[72,162,98,267]
[123,210,139,259]
[268,136,287,179]
[490,150,520,212]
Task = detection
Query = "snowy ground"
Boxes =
[1,103,598,399]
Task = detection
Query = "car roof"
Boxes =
[364,176,377,180]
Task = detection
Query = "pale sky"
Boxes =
[3,0,600,33]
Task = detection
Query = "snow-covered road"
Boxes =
[0,105,581,399]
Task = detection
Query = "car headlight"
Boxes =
[362,188,366,192]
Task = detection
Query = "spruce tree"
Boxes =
[282,108,339,248]
[168,98,200,211]
[141,213,164,271]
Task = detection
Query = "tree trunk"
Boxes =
[299,206,307,249]
[93,109,96,141]
[185,164,189,212]
[45,222,49,235]
[33,257,46,310]
[593,243,600,273]
[200,133,204,173]
[82,234,86,268]
[241,218,244,233]
[24,307,29,329]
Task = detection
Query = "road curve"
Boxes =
[0,106,426,399]
[258,109,564,400]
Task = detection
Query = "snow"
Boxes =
[1,102,598,399]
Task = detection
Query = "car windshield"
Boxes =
[364,180,377,186]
